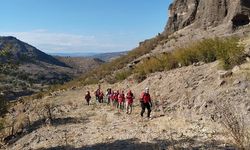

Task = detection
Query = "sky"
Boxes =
[0,0,172,53]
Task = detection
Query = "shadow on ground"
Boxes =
[4,116,89,145]
[37,138,235,150]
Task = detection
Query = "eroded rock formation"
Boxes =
[164,0,250,35]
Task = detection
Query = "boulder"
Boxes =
[218,70,232,79]
[233,79,241,85]
[232,65,240,74]
[246,57,250,62]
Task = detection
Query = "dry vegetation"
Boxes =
[134,37,245,81]
[216,102,250,150]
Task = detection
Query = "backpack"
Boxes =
[140,92,151,103]
[95,89,100,97]
[85,94,91,100]
[126,92,133,99]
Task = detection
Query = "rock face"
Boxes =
[164,0,250,36]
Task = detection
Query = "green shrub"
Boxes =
[215,37,245,69]
[173,46,199,66]
[115,70,132,81]
[195,39,217,63]
[158,53,178,70]
[133,37,245,81]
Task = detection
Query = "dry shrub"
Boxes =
[216,102,250,149]
[173,46,199,66]
[44,103,56,121]
[0,95,8,117]
[115,69,132,81]
[133,37,245,82]
[0,118,6,142]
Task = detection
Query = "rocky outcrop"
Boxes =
[164,0,250,36]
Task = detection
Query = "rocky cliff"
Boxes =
[164,0,250,36]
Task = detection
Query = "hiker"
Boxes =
[95,87,101,103]
[110,91,115,107]
[106,88,112,104]
[99,91,104,103]
[140,87,152,119]
[85,91,91,105]
[126,90,134,114]
[114,90,119,108]
[118,90,125,110]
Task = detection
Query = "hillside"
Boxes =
[0,37,103,101]
[56,56,104,74]
[3,60,250,149]
[90,51,128,62]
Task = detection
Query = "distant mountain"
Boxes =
[0,36,68,67]
[49,52,98,57]
[56,56,104,74]
[91,51,128,62]
[50,51,128,62]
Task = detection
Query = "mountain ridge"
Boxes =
[0,36,68,67]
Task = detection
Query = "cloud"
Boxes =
[0,30,136,53]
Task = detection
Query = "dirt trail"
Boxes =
[8,90,226,150]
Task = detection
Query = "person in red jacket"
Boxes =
[126,90,134,114]
[99,91,104,103]
[110,91,115,107]
[118,91,125,110]
[114,90,119,108]
[85,91,91,105]
[140,87,152,119]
